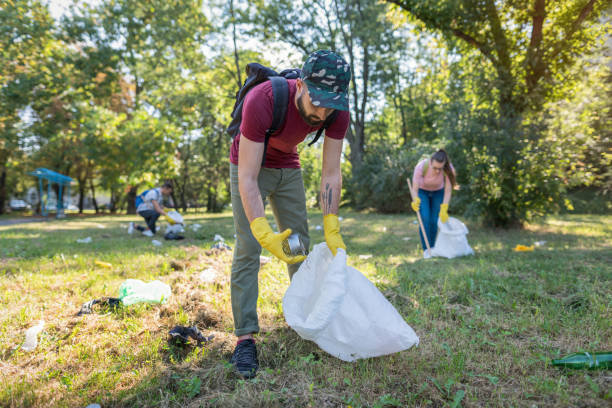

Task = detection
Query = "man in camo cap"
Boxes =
[228,50,351,378]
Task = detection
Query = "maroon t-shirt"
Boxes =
[229,79,350,168]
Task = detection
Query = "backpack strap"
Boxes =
[262,76,289,167]
[308,110,339,147]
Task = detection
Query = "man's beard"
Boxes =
[297,94,324,127]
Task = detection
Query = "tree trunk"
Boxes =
[229,0,242,88]
[90,179,99,213]
[0,165,6,215]
[126,186,137,214]
[78,179,85,214]
[109,189,118,214]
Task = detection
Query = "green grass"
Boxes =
[0,211,610,407]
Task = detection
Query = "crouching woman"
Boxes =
[410,149,456,256]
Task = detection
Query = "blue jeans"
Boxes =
[418,188,444,250]
[138,209,160,234]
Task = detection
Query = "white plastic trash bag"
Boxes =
[283,243,419,362]
[430,217,474,259]
[166,210,184,225]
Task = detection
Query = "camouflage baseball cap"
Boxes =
[301,50,351,111]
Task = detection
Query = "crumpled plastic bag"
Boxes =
[283,243,419,362]
[21,320,44,352]
[430,217,474,259]
[118,279,171,306]
[513,244,534,252]
[166,223,185,234]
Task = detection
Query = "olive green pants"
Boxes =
[230,163,310,336]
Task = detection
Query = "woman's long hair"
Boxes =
[431,149,456,187]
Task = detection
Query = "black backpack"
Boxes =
[226,63,338,166]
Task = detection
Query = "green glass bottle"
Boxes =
[552,352,612,369]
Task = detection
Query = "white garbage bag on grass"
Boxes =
[283,243,419,362]
[430,217,474,259]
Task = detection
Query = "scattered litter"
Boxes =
[214,234,224,242]
[513,244,534,252]
[358,254,373,260]
[76,237,92,244]
[164,232,184,240]
[381,227,387,232]
[60,253,66,262]
[199,268,217,283]
[76,297,121,316]
[552,351,612,369]
[85,404,101,408]
[534,240,547,247]
[315,225,322,231]
[152,239,162,246]
[211,242,232,251]
[94,260,112,268]
[118,279,171,306]
[166,224,185,234]
[96,224,105,229]
[338,216,344,221]
[120,224,128,229]
[73,254,78,259]
[260,256,271,265]
[168,325,214,346]
[21,320,44,352]
[413,220,418,224]
[191,223,202,231]
[402,237,411,241]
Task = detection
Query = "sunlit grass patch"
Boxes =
[0,211,610,407]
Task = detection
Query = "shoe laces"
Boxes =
[233,339,257,366]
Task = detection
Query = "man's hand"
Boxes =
[439,203,449,223]
[411,197,421,212]
[323,214,346,256]
[250,217,306,264]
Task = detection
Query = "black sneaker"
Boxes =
[230,339,258,378]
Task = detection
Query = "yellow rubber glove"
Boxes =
[165,214,176,225]
[323,214,346,256]
[250,217,306,264]
[439,203,449,223]
[411,197,420,212]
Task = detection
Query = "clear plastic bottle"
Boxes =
[552,352,612,369]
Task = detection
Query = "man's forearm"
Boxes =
[153,201,165,215]
[320,176,341,216]
[239,178,265,223]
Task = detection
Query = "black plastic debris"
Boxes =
[77,297,122,316]
[164,232,185,240]
[168,325,214,346]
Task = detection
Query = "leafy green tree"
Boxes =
[60,0,210,212]
[0,0,55,213]
[387,0,610,226]
[248,0,402,170]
